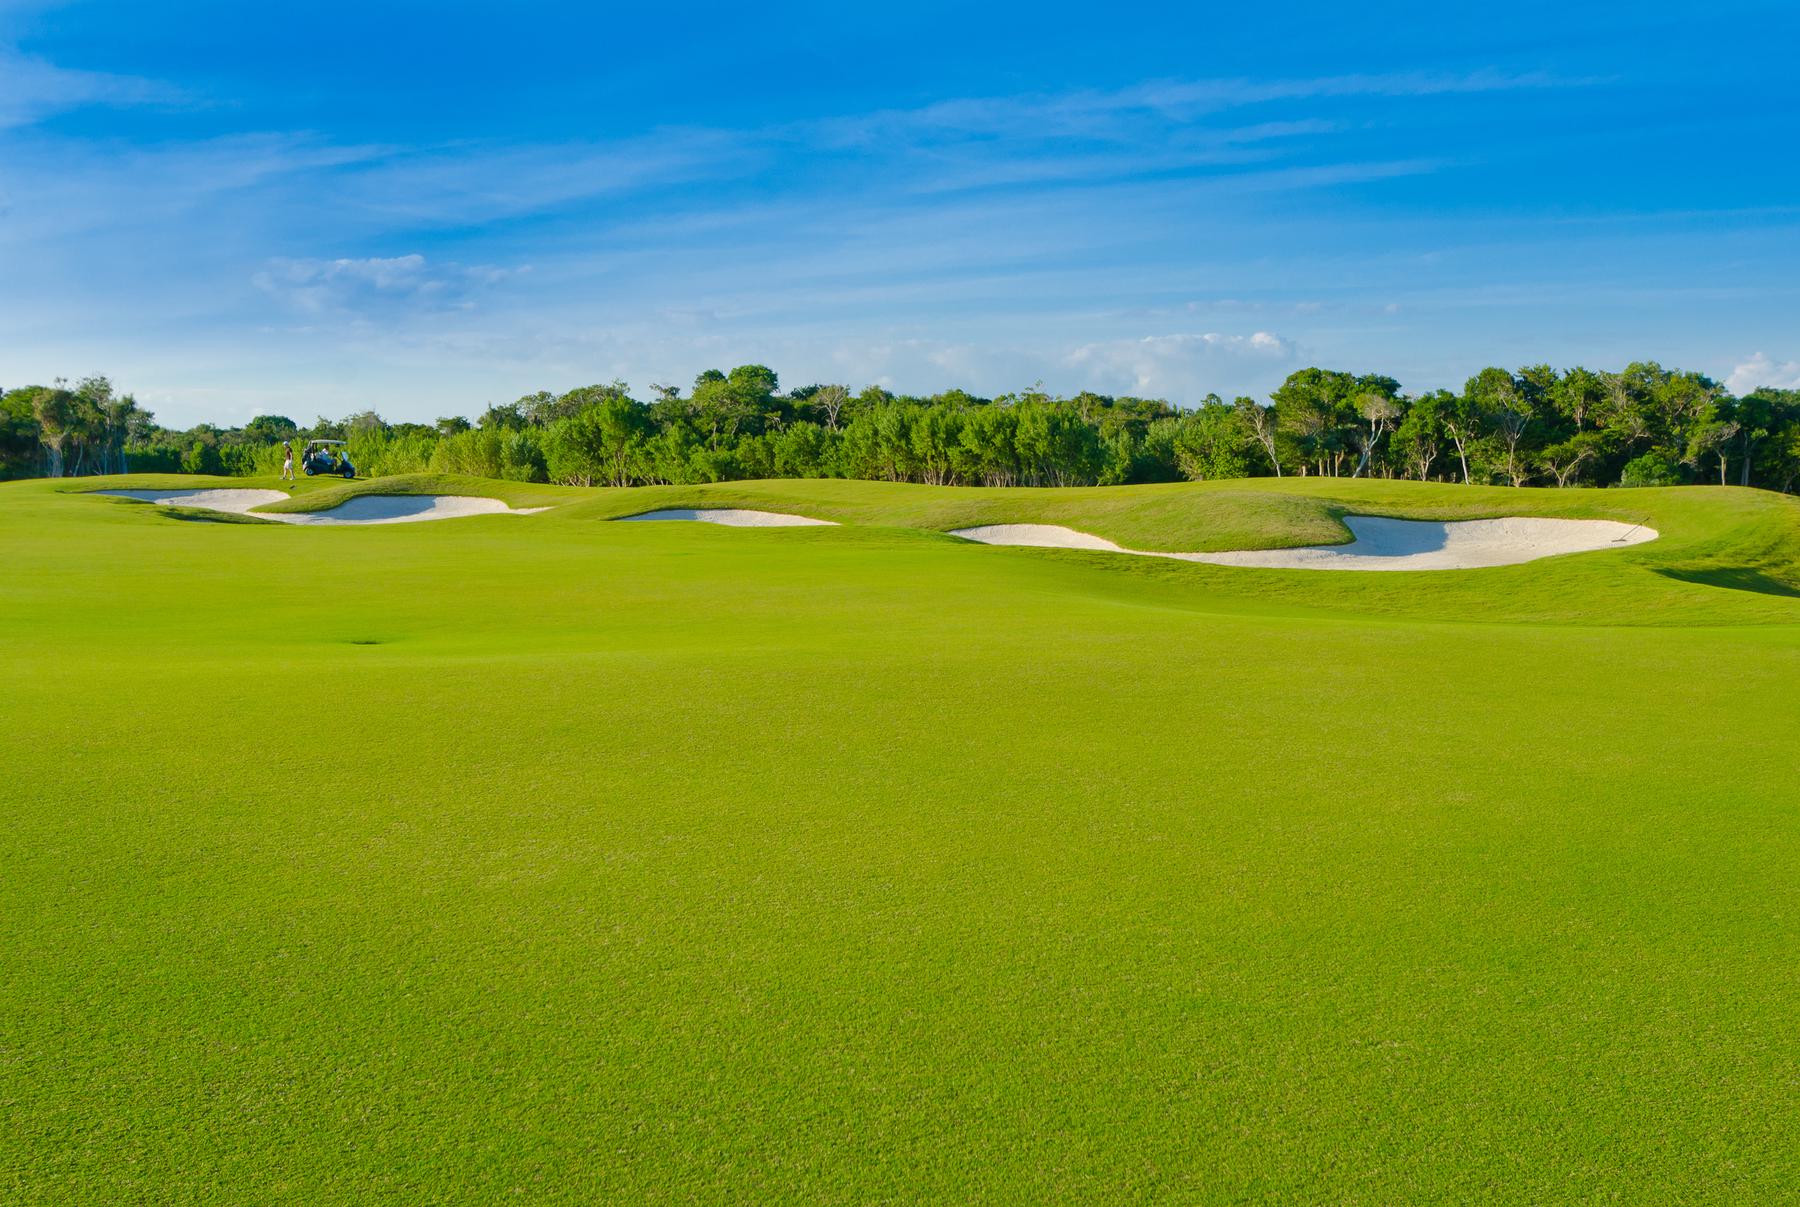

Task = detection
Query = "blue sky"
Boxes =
[2,0,1797,427]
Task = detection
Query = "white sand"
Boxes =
[950,516,1658,571]
[615,508,836,527]
[100,488,289,513]
[97,489,539,525]
[93,490,1653,566]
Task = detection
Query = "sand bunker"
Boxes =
[616,508,836,527]
[97,489,541,525]
[92,490,1653,566]
[950,516,1657,571]
[101,488,289,513]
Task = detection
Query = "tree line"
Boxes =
[5,362,1800,492]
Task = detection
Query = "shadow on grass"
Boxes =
[1655,566,1800,598]
[156,506,282,525]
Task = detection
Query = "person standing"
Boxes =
[281,440,295,482]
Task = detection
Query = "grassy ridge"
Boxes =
[65,473,1800,625]
[66,469,1757,548]
[62,471,580,512]
[6,476,1800,1201]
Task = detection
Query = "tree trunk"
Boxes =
[1353,421,1378,479]
[1257,430,1282,476]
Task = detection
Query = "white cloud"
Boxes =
[0,49,1746,428]
[814,69,1590,148]
[1118,68,1590,117]
[1725,353,1800,395]
[0,133,393,246]
[1065,331,1298,399]
[252,254,527,315]
[0,47,181,129]
[808,338,1048,395]
[325,130,757,227]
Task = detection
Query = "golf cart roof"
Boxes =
[305,439,348,446]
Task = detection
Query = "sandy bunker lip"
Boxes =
[615,508,836,527]
[92,491,1654,566]
[950,516,1658,571]
[97,489,544,525]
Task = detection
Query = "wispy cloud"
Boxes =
[900,119,1344,194]
[1,65,1496,250]
[0,46,182,129]
[1115,68,1594,115]
[252,254,529,316]
[811,69,1592,147]
[0,133,392,244]
[323,129,760,228]
[4,35,1776,427]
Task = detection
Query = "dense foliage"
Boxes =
[6,362,1799,490]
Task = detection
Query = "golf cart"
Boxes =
[302,439,356,479]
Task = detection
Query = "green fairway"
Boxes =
[4,475,1799,1202]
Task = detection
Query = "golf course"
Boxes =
[3,472,1798,1202]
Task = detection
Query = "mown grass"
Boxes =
[5,474,1800,1203]
[70,472,1800,625]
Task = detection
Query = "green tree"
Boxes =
[1233,397,1282,476]
[1620,450,1682,487]
[1349,391,1402,478]
[1684,417,1739,485]
[542,382,633,427]
[808,384,850,431]
[772,422,833,477]
[1727,390,1800,488]
[1392,392,1447,481]
[1465,368,1535,486]
[1440,391,1485,484]
[1172,399,1251,481]
[1,388,45,477]
[1272,368,1357,476]
[28,384,79,477]
[953,406,1020,486]
[546,395,651,487]
[908,405,963,485]
[1553,367,1603,432]
[478,402,527,431]
[180,438,223,475]
[245,415,299,442]
[1539,431,1608,487]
